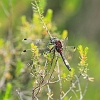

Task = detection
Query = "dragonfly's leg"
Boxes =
[45,46,55,54]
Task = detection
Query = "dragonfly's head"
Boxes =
[50,37,58,44]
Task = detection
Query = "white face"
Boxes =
[50,37,58,44]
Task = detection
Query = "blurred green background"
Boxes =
[0,0,100,100]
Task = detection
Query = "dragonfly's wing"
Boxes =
[22,38,50,52]
[22,38,45,46]
[63,46,76,61]
[62,36,76,60]
[62,37,68,49]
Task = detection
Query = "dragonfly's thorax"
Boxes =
[50,37,63,53]
[54,40,63,53]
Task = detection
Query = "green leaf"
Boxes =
[3,83,12,100]
[84,47,89,56]
[61,30,68,39]
[45,9,53,23]
[38,0,47,12]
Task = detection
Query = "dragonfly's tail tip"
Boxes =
[66,65,71,71]
[69,68,71,71]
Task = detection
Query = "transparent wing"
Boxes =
[63,46,76,61]
[22,38,50,52]
[22,38,46,46]
[62,36,76,60]
[62,37,68,49]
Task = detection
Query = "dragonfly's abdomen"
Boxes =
[60,52,71,71]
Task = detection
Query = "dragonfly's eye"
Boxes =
[50,37,58,43]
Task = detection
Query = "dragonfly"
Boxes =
[48,37,75,71]
[22,36,76,71]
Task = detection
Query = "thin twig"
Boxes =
[75,75,83,100]
[49,79,60,84]
[71,89,79,100]
[16,89,23,100]
[61,74,82,99]
[68,96,72,100]
[47,85,51,100]
[32,53,57,99]
[0,1,9,17]
[83,76,88,98]
[57,60,62,100]
[32,76,44,100]
[48,55,58,81]
[31,0,52,38]
[43,49,55,80]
